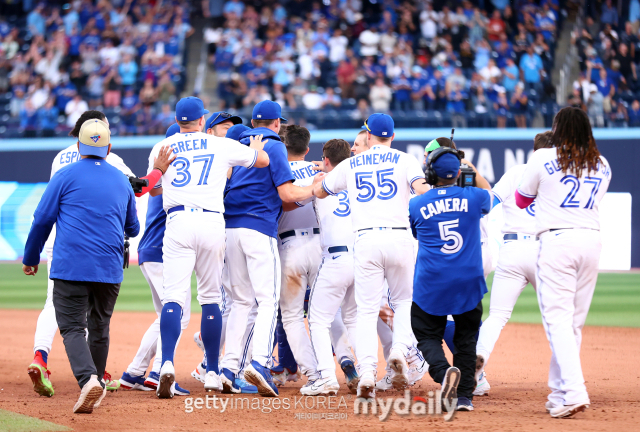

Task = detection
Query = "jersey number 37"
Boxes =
[171,155,215,187]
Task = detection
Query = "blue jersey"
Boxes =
[409,186,492,316]
[224,128,295,238]
[137,194,166,264]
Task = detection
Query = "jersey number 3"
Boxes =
[438,219,463,254]
[171,154,215,187]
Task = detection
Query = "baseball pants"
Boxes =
[330,308,356,364]
[52,279,120,389]
[354,230,415,376]
[308,251,357,380]
[536,229,601,407]
[482,243,494,278]
[126,262,192,377]
[221,228,280,372]
[279,234,322,378]
[476,239,539,366]
[33,246,57,354]
[412,301,483,400]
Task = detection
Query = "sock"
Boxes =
[443,320,457,355]
[35,350,48,366]
[201,304,222,374]
[160,302,182,366]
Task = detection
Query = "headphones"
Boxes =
[424,147,463,185]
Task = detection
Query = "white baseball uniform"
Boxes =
[321,145,424,376]
[307,188,358,380]
[277,160,323,379]
[476,164,539,367]
[150,132,258,310]
[480,216,493,277]
[518,148,611,407]
[34,145,133,355]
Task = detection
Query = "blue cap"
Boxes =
[206,111,243,129]
[175,96,209,122]
[433,153,461,179]
[362,113,394,138]
[226,124,251,141]
[166,123,180,138]
[252,100,287,122]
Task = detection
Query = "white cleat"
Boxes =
[375,370,394,391]
[545,400,558,413]
[300,377,340,396]
[157,361,175,399]
[271,368,301,387]
[193,331,205,352]
[388,349,409,390]
[550,402,590,418]
[191,362,206,384]
[204,371,222,392]
[408,360,427,386]
[73,375,104,414]
[473,371,491,396]
[357,373,376,400]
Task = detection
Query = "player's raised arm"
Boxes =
[138,145,176,197]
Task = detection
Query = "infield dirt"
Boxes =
[0,309,638,432]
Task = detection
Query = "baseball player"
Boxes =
[27,110,141,397]
[118,124,192,395]
[220,100,318,397]
[473,131,554,396]
[516,107,611,418]
[189,114,259,394]
[314,114,429,399]
[152,97,269,398]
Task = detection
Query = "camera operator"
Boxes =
[409,149,493,413]
[22,119,140,414]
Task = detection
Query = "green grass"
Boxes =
[0,409,70,432]
[1,263,639,327]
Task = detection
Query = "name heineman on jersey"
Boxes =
[349,151,401,168]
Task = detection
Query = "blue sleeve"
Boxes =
[268,141,295,187]
[492,195,501,208]
[479,189,492,215]
[124,187,140,237]
[409,201,418,239]
[22,174,63,266]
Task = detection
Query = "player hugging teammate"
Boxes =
[26,97,609,420]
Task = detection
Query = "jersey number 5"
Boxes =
[438,219,463,254]
[171,154,215,187]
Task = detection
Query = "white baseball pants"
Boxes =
[33,246,57,354]
[354,230,415,376]
[330,307,356,364]
[279,234,322,378]
[308,251,357,380]
[221,228,280,372]
[476,239,539,365]
[536,229,601,406]
[482,243,494,278]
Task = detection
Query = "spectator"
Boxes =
[10,85,27,117]
[349,98,372,121]
[487,10,506,42]
[20,99,39,137]
[302,85,324,110]
[118,54,138,86]
[494,87,509,128]
[420,3,438,41]
[628,100,640,126]
[519,46,544,91]
[336,59,356,98]
[103,67,121,108]
[27,3,46,36]
[595,68,615,113]
[502,58,520,93]
[369,77,392,111]
[86,72,104,108]
[480,59,501,85]
[139,78,158,107]
[359,27,381,57]
[38,98,59,137]
[511,83,529,128]
[600,0,618,28]
[321,87,342,109]
[392,73,412,111]
[616,43,637,86]
[328,29,348,64]
[155,104,175,134]
[587,83,605,127]
[223,0,245,19]
[609,100,628,127]
[472,86,491,127]
[156,72,176,104]
[447,83,468,128]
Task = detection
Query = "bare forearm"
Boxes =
[278,183,314,203]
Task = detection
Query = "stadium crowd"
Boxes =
[205,0,564,129]
[0,0,191,138]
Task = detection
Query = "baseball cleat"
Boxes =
[408,360,427,386]
[549,402,589,418]
[245,361,279,397]
[375,370,394,391]
[475,354,485,382]
[156,361,175,399]
[220,368,240,394]
[340,359,359,394]
[94,382,107,409]
[191,362,206,383]
[193,331,205,352]
[103,371,120,392]
[300,377,340,396]
[173,382,191,396]
[440,367,461,413]
[28,363,54,397]
[270,365,301,387]
[456,396,474,411]
[473,371,490,396]
[204,371,222,392]
[119,372,154,391]
[144,371,160,390]
[73,375,103,414]
[545,400,558,413]
[234,377,258,394]
[357,372,376,400]
[388,349,409,390]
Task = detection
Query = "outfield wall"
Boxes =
[0,128,636,267]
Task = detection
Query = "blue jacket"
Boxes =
[23,158,140,283]
[224,128,294,238]
[137,194,165,264]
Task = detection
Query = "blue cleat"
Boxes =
[234,377,258,394]
[220,368,240,394]
[244,360,278,397]
[174,382,190,396]
[119,372,154,391]
[340,358,359,395]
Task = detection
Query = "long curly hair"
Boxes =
[550,107,601,178]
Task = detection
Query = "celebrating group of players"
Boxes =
[26,96,611,419]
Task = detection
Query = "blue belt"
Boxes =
[503,233,539,241]
[358,227,407,232]
[328,246,348,254]
[279,228,320,240]
[167,205,219,215]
